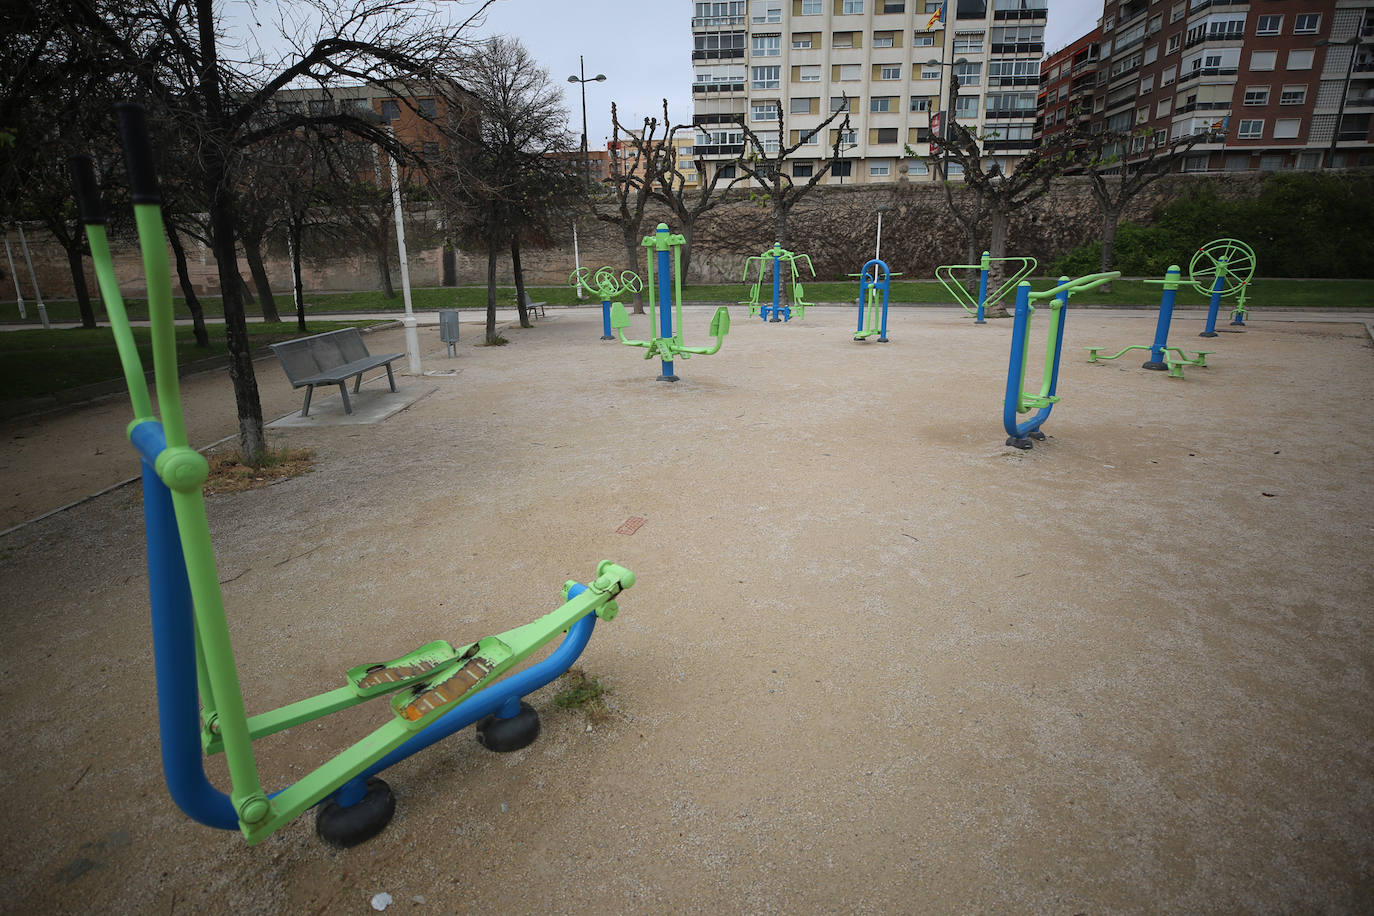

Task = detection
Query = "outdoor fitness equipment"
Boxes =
[1084,265,1213,379]
[71,104,635,848]
[570,265,642,340]
[850,258,898,342]
[610,223,730,382]
[1003,271,1121,449]
[936,251,1038,324]
[1190,238,1256,333]
[740,242,815,322]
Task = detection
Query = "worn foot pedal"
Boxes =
[346,640,458,698]
[391,636,514,729]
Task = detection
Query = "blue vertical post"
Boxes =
[655,225,677,381]
[975,251,990,324]
[769,245,782,322]
[600,297,613,340]
[1003,282,1033,446]
[1200,256,1226,338]
[1143,265,1181,370]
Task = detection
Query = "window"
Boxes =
[1293,13,1319,34]
[875,127,899,142]
[830,96,851,111]
[1297,151,1321,169]
[1286,50,1314,70]
[838,63,862,80]
[751,0,782,23]
[1238,119,1263,138]
[418,98,437,118]
[831,161,853,178]
[1170,1,1185,23]
[1280,85,1307,105]
[1144,45,1158,65]
[954,31,984,53]
[755,131,781,153]
[1166,34,1180,53]
[1140,74,1154,93]
[874,32,895,47]
[801,0,822,12]
[946,162,964,176]
[910,96,931,112]
[752,65,780,88]
[1244,87,1269,105]
[1259,153,1285,170]
[798,127,821,144]
[718,164,737,178]
[1256,14,1281,35]
[791,97,814,114]
[1250,51,1276,71]
[1225,154,1250,171]
[1149,14,1162,33]
[913,33,935,46]
[907,159,929,175]
[955,95,978,115]
[1137,106,1150,125]
[880,65,902,79]
[1273,118,1300,139]
[838,128,858,144]
[792,34,813,49]
[870,161,891,176]
[921,64,942,79]
[954,61,982,86]
[833,31,856,48]
[871,96,893,111]
[752,34,781,56]
[800,64,821,81]
[1132,134,1147,152]
[380,99,401,121]
[696,31,747,56]
[843,0,864,12]
[883,0,906,10]
[752,102,779,121]
[1182,155,1208,172]
[793,162,814,177]
[1157,98,1173,117]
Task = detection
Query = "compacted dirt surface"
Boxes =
[1,305,1371,914]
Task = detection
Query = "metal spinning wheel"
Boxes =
[1188,238,1255,298]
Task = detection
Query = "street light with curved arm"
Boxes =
[567,56,607,185]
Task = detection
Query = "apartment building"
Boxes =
[1036,27,1103,147]
[1087,0,1374,172]
[690,0,1049,185]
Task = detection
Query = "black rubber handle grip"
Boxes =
[69,155,105,225]
[115,102,160,204]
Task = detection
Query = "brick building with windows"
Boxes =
[1074,0,1374,172]
[690,0,1051,185]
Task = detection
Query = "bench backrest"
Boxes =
[269,328,370,383]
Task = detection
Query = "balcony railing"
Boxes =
[691,15,744,27]
[692,82,746,94]
[1186,0,1249,13]
[1185,30,1243,50]
[991,42,1044,54]
[993,9,1047,20]
[1176,66,1238,86]
[989,75,1040,86]
[692,49,745,61]
[983,137,1035,149]
[694,143,745,157]
[1174,100,1231,115]
[984,109,1038,119]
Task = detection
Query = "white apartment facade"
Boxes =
[690,0,1049,184]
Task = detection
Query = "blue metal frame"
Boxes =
[855,258,891,343]
[1003,282,1070,448]
[656,232,677,381]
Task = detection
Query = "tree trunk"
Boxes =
[484,235,499,344]
[237,271,255,305]
[64,231,97,330]
[511,236,530,328]
[289,219,306,332]
[441,240,456,286]
[623,227,644,314]
[773,197,789,250]
[166,222,211,348]
[1098,206,1122,292]
[679,218,695,284]
[197,0,265,465]
[243,238,280,322]
[376,241,395,299]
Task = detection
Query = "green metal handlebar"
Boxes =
[1027,271,1121,302]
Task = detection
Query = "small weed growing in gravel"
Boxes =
[204,445,315,494]
[554,667,610,722]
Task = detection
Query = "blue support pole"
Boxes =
[1003,281,1069,448]
[1144,265,1181,370]
[656,228,677,381]
[600,297,613,340]
[1201,257,1226,338]
[769,249,782,322]
[975,251,990,324]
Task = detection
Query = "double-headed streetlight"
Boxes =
[925,57,968,178]
[567,57,607,185]
[1314,35,1374,169]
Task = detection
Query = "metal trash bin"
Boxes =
[439,309,460,357]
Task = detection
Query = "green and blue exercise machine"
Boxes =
[1003,271,1121,449]
[936,251,1038,324]
[1190,238,1256,334]
[72,104,635,848]
[1084,265,1213,379]
[740,242,815,322]
[569,265,642,340]
[851,258,897,342]
[610,223,729,382]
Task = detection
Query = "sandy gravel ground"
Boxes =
[1,305,1371,914]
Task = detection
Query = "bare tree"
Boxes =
[596,103,675,314]
[734,100,853,247]
[652,103,739,284]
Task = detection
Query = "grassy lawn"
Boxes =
[2,277,1370,327]
[0,320,388,403]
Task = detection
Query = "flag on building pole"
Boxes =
[926,2,944,29]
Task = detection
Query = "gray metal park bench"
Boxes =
[269,328,405,417]
[520,291,546,318]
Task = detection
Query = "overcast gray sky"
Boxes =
[467,0,1107,147]
[227,0,1106,146]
